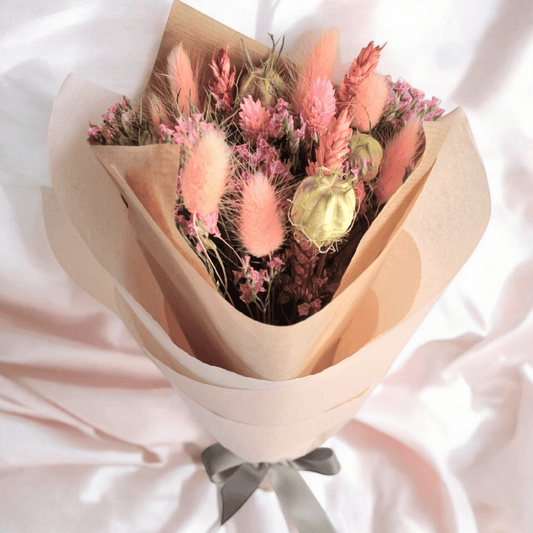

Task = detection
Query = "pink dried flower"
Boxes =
[307,107,353,175]
[239,173,285,257]
[375,118,421,205]
[301,77,336,138]
[167,43,201,117]
[239,283,254,303]
[197,211,221,237]
[239,97,269,142]
[349,73,389,132]
[298,302,311,316]
[310,298,322,313]
[209,45,235,112]
[101,113,115,125]
[337,42,384,110]
[146,93,170,128]
[267,256,284,270]
[121,110,136,128]
[171,116,215,147]
[292,29,339,114]
[86,123,99,138]
[181,131,231,214]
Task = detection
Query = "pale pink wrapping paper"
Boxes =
[42,2,490,465]
[2,0,532,532]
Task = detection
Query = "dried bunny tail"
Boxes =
[144,92,170,128]
[375,118,422,205]
[239,173,285,257]
[291,29,339,115]
[167,43,201,117]
[349,73,389,132]
[181,131,231,214]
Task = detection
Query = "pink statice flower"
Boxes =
[171,115,216,147]
[250,138,289,180]
[86,123,100,138]
[298,302,311,316]
[385,77,445,130]
[101,112,116,125]
[264,98,293,139]
[267,256,284,270]
[239,283,254,304]
[159,124,174,144]
[175,210,221,253]
[232,143,252,161]
[236,256,268,304]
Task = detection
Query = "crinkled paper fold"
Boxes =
[44,1,490,462]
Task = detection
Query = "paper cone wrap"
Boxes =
[44,2,490,462]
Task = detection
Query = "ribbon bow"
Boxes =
[202,443,340,533]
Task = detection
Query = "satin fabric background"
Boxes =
[1,0,532,532]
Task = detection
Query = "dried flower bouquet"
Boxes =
[45,2,490,461]
[86,31,443,326]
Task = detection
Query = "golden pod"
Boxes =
[348,131,383,181]
[290,170,357,249]
[239,67,285,108]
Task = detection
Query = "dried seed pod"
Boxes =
[348,131,383,181]
[290,169,357,249]
[239,66,285,108]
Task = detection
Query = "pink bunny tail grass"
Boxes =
[349,73,389,132]
[181,131,231,214]
[375,118,422,205]
[167,43,201,117]
[307,107,353,175]
[337,41,384,108]
[239,173,285,257]
[301,77,336,138]
[145,93,170,128]
[292,29,339,115]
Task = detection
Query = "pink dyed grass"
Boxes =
[181,131,231,214]
[375,119,421,205]
[239,173,285,257]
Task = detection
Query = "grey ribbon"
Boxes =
[202,443,340,532]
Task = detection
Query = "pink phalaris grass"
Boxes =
[292,29,339,115]
[307,107,353,175]
[301,77,337,138]
[167,43,201,118]
[181,131,231,214]
[145,93,170,129]
[209,45,236,112]
[239,173,284,257]
[349,73,389,132]
[375,118,421,205]
[239,96,269,143]
[337,41,384,110]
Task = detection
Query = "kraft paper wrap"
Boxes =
[44,1,490,462]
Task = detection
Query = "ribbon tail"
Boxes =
[219,463,269,524]
[269,463,337,533]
